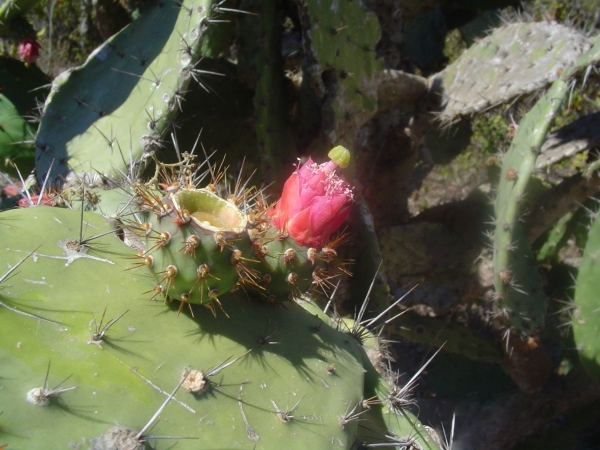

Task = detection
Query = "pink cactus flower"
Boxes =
[17,38,41,63]
[18,193,55,208]
[268,151,353,248]
[2,185,20,197]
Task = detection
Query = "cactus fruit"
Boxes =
[131,178,254,311]
[34,0,230,186]
[126,148,354,313]
[435,22,591,122]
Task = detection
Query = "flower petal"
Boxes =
[268,172,301,230]
[308,194,348,232]
[287,207,313,246]
[317,205,351,245]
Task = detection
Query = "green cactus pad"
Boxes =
[242,0,295,183]
[358,355,440,449]
[572,208,600,386]
[295,0,382,146]
[0,91,35,173]
[352,322,440,449]
[34,0,225,185]
[0,57,49,174]
[493,80,568,335]
[0,206,370,449]
[436,22,590,122]
[296,305,441,449]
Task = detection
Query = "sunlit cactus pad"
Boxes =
[436,21,590,121]
[0,207,439,449]
[34,0,220,185]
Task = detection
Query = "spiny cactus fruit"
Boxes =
[34,0,230,186]
[126,147,354,314]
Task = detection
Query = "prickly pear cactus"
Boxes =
[0,206,361,448]
[0,206,439,449]
[436,22,591,122]
[490,31,600,339]
[492,79,568,336]
[34,0,227,186]
[295,0,382,146]
[0,57,48,174]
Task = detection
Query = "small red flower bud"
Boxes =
[18,38,41,63]
[18,193,55,208]
[268,153,354,248]
[2,185,20,197]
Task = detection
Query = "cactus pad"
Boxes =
[436,22,590,122]
[0,206,368,448]
[493,80,568,335]
[34,0,224,185]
